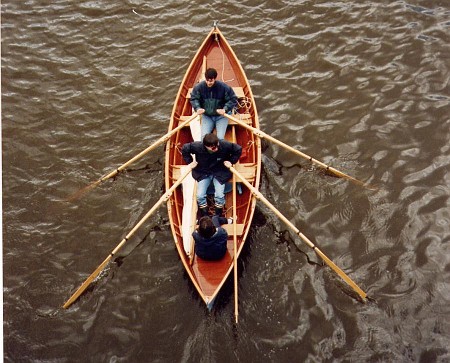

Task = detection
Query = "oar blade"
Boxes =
[66,179,102,202]
[325,166,378,191]
[314,247,367,302]
[66,167,122,202]
[63,255,112,309]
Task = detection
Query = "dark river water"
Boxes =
[3,1,450,362]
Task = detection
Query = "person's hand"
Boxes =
[196,108,205,115]
[189,161,198,169]
[216,109,225,115]
[224,161,232,168]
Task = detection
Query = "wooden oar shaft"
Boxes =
[232,173,238,323]
[224,114,366,187]
[228,166,367,302]
[63,165,194,309]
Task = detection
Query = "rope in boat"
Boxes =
[236,97,251,111]
[175,142,183,155]
[215,33,234,83]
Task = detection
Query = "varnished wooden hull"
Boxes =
[165,26,261,307]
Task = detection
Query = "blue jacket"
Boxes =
[190,80,238,116]
[193,216,228,260]
[181,140,242,184]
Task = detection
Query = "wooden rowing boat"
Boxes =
[164,25,261,308]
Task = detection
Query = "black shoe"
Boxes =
[199,206,209,217]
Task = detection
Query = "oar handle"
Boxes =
[63,165,194,309]
[227,165,367,303]
[224,114,369,188]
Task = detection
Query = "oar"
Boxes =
[67,114,198,201]
[232,172,239,323]
[224,114,372,189]
[227,165,368,302]
[63,165,194,309]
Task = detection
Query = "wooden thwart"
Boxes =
[192,223,244,236]
[172,163,256,181]
[187,87,245,98]
[179,113,252,125]
[222,223,245,236]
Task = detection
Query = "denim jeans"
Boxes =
[201,114,228,140]
[197,175,225,208]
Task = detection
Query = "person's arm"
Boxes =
[181,143,194,164]
[190,84,203,112]
[192,231,200,241]
[223,86,238,113]
[212,215,228,227]
[228,142,242,164]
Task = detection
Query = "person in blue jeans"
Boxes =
[181,133,242,217]
[190,68,238,140]
[193,215,232,261]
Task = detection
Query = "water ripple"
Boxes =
[3,0,450,361]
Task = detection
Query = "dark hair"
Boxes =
[203,133,219,147]
[198,216,216,238]
[205,68,218,79]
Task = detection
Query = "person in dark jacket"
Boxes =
[190,68,238,140]
[193,215,232,261]
[182,133,242,217]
